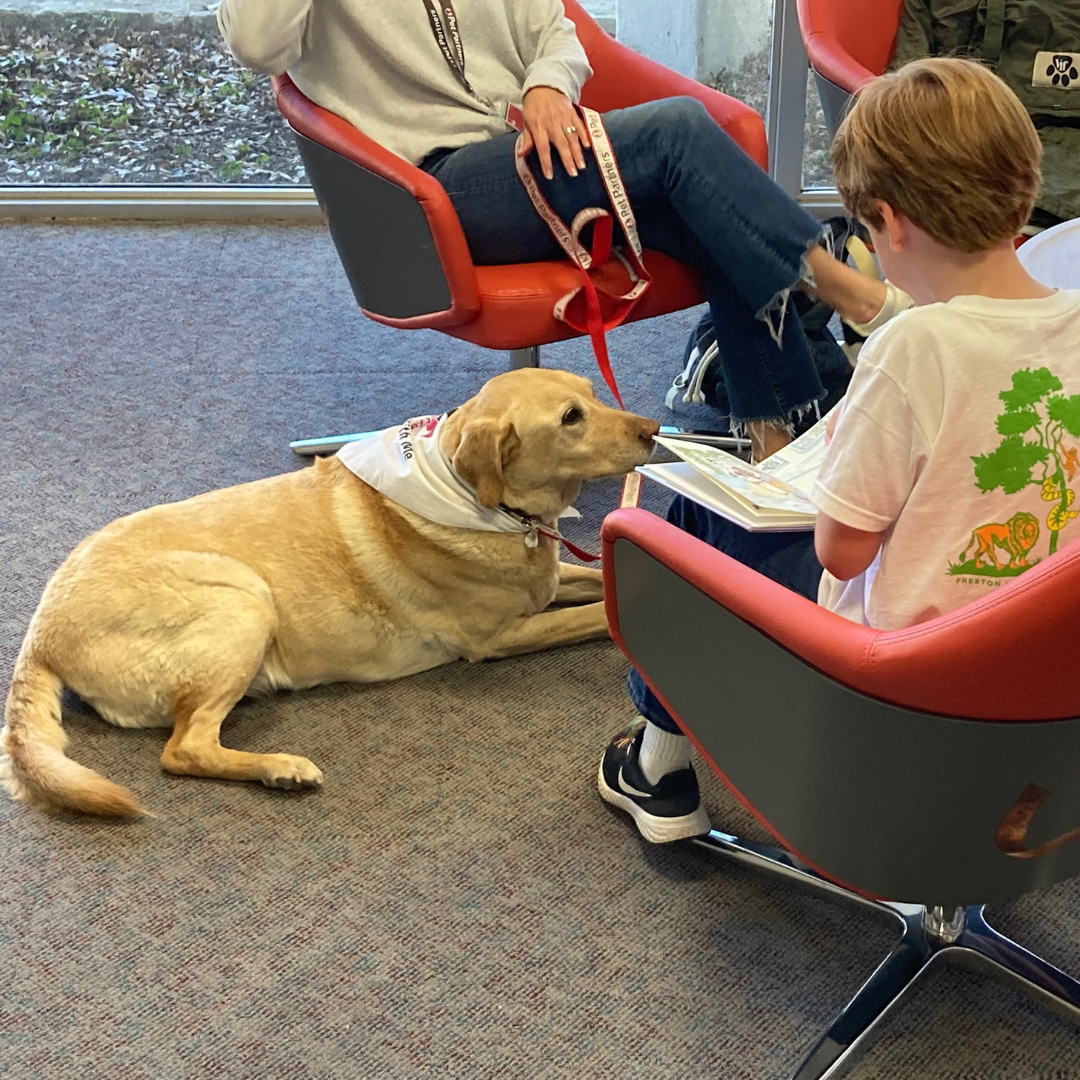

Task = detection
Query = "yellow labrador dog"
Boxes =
[2,369,659,818]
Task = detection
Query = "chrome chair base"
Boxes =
[692,828,1080,1080]
[510,345,541,368]
[289,430,377,456]
[289,425,752,457]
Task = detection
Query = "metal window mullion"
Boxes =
[766,0,809,198]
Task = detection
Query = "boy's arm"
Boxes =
[811,346,929,575]
[814,513,886,581]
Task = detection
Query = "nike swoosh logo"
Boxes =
[618,767,652,799]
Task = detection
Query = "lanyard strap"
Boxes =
[421,0,492,107]
[535,522,601,562]
[515,106,651,409]
[982,0,1006,68]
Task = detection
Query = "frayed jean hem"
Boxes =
[756,225,831,350]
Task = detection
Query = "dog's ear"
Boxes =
[452,419,520,509]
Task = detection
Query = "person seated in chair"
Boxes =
[216,0,901,463]
[599,57,1080,843]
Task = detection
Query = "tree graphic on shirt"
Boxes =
[971,367,1080,558]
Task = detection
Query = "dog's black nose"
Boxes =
[636,417,661,443]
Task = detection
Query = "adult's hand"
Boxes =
[518,86,589,181]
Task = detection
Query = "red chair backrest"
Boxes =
[798,0,906,91]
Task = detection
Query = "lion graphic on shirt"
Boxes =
[959,512,1041,571]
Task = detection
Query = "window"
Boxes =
[0,0,832,210]
[0,10,305,186]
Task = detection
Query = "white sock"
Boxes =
[638,719,692,786]
[844,280,915,337]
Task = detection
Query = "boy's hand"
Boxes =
[519,86,589,180]
[825,409,840,445]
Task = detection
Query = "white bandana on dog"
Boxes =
[337,414,583,550]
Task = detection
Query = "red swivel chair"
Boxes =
[602,506,1080,1080]
[797,0,905,134]
[272,0,767,453]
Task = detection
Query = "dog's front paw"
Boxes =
[261,754,324,791]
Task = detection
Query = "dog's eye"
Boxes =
[562,407,583,425]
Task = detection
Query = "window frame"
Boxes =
[767,0,844,217]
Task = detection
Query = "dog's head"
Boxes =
[440,369,659,518]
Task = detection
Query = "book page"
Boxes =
[638,463,815,532]
[754,409,834,495]
[652,437,815,515]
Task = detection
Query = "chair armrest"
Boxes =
[602,507,1080,721]
[601,507,878,688]
[272,74,480,327]
[796,0,901,93]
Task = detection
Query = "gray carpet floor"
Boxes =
[1,222,1078,1079]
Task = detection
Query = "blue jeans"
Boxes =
[626,496,824,733]
[421,97,827,428]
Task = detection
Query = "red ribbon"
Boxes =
[514,105,651,411]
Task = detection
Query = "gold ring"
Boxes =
[565,125,577,135]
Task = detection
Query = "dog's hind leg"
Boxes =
[161,692,324,790]
[554,563,604,605]
[158,595,323,791]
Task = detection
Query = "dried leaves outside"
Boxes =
[0,12,306,184]
[0,11,831,189]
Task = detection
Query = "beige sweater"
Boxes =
[218,0,593,164]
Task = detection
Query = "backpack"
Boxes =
[892,0,1080,224]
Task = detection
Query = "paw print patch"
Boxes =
[1033,51,1080,90]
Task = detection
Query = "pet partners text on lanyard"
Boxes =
[515,106,651,412]
[421,0,495,109]
[421,0,648,411]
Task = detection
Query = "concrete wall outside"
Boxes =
[617,0,772,81]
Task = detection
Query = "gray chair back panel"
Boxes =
[613,539,1080,906]
[813,71,854,137]
[294,132,452,320]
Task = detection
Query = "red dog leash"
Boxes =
[515,106,649,546]
[514,106,651,411]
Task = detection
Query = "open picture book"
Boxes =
[639,409,835,532]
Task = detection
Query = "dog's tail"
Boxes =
[1,649,142,818]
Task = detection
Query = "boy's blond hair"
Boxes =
[832,57,1042,252]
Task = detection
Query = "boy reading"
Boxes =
[599,57,1080,843]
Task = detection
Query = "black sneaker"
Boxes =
[597,722,712,843]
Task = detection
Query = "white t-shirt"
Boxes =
[811,289,1080,630]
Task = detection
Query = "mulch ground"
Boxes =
[0,11,306,184]
[0,12,831,189]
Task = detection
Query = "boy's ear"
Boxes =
[875,200,908,252]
